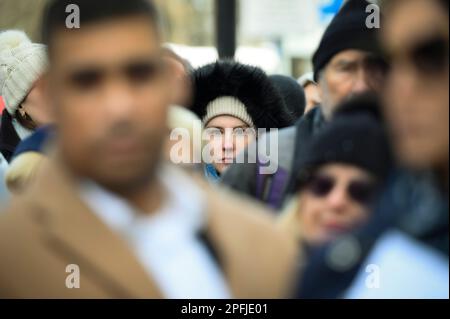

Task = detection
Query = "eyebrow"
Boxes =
[333,59,358,68]
[62,56,163,76]
[207,125,250,130]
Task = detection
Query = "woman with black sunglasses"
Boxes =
[279,97,392,248]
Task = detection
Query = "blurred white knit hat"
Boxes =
[0,30,48,116]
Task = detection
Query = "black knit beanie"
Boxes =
[295,97,392,189]
[313,0,382,81]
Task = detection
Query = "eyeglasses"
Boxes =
[305,174,377,205]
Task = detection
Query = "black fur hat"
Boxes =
[191,60,294,130]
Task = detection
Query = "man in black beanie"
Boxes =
[313,0,388,120]
[222,0,388,210]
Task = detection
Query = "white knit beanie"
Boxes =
[202,96,255,128]
[0,30,48,116]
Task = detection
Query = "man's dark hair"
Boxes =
[41,0,160,52]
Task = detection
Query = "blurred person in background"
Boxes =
[297,0,449,299]
[222,0,388,210]
[0,95,5,112]
[164,105,202,172]
[0,0,297,299]
[279,96,392,258]
[0,143,6,202]
[270,74,306,121]
[4,125,53,194]
[0,154,7,204]
[0,92,8,202]
[297,72,321,115]
[0,30,52,163]
[191,61,293,182]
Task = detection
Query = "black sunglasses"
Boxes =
[306,174,377,205]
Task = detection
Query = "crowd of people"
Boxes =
[0,0,448,299]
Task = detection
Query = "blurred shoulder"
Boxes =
[202,178,296,255]
[201,181,298,297]
[0,196,36,240]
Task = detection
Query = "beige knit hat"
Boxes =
[0,30,48,116]
[202,96,255,128]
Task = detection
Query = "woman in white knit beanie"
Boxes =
[0,30,51,163]
[191,61,294,182]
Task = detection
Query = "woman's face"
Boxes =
[297,164,376,246]
[205,115,256,174]
[20,77,53,127]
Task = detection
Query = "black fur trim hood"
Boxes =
[191,60,294,129]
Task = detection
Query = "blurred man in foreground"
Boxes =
[0,0,296,298]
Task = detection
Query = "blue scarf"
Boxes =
[204,164,221,183]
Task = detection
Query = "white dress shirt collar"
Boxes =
[79,165,231,299]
